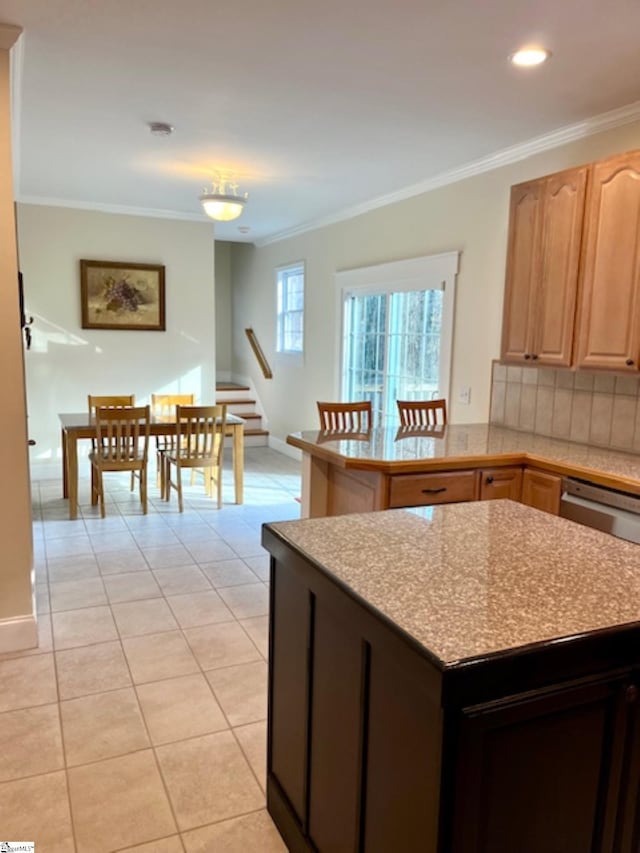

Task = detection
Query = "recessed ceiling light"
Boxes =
[510,47,551,67]
[148,122,174,136]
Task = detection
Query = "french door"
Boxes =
[338,253,458,425]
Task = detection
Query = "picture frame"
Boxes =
[80,259,166,331]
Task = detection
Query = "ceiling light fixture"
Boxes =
[148,122,174,136]
[510,46,551,67]
[199,175,248,222]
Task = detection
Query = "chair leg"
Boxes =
[216,467,222,509]
[91,464,98,505]
[141,465,148,515]
[177,465,184,513]
[97,470,106,518]
[130,471,135,492]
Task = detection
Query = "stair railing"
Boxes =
[245,328,273,379]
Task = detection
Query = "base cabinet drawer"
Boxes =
[389,471,478,508]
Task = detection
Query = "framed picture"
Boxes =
[80,259,166,331]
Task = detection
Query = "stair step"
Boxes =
[217,397,257,406]
[244,428,269,437]
[216,382,250,392]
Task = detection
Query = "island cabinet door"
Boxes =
[446,673,640,853]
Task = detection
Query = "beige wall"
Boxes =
[17,204,216,459]
[231,120,640,445]
[215,240,233,378]
[0,41,35,644]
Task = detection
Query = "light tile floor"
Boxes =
[0,448,301,852]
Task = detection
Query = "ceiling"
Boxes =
[2,0,640,244]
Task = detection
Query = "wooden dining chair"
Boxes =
[164,405,227,512]
[396,398,447,427]
[150,393,195,497]
[89,405,150,518]
[317,400,372,431]
[88,394,136,496]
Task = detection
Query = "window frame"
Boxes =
[335,252,459,422]
[276,261,305,360]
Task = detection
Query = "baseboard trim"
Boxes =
[0,613,38,654]
[269,435,302,461]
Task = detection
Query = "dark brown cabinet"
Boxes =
[264,524,640,853]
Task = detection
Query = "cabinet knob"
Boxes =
[531,354,539,361]
[626,685,638,704]
[485,476,494,485]
[626,359,635,367]
[524,354,531,360]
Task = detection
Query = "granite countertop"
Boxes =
[268,501,640,667]
[287,423,640,489]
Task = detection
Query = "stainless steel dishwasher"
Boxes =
[559,476,640,544]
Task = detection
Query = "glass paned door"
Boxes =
[342,288,444,425]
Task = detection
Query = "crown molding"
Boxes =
[255,98,640,248]
[17,195,208,223]
[0,23,22,50]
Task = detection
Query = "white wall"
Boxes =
[0,35,36,650]
[17,204,216,460]
[215,240,233,379]
[230,120,640,444]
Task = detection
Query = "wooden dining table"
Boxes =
[58,412,245,520]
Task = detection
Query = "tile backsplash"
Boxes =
[490,362,640,453]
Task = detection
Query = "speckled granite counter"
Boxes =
[264,500,640,850]
[288,423,640,490]
[268,500,640,665]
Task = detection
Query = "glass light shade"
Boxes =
[200,193,246,222]
[510,47,550,67]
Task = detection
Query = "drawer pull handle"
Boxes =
[421,487,447,494]
[486,476,494,484]
[626,359,635,367]
[626,685,638,704]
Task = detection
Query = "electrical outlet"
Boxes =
[458,387,471,405]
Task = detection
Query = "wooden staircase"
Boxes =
[216,382,269,447]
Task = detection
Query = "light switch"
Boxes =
[458,387,471,405]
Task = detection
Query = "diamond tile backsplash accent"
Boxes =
[490,362,640,453]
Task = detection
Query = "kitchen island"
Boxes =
[287,423,640,517]
[263,501,640,852]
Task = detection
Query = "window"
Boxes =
[276,262,304,354]
[337,253,458,425]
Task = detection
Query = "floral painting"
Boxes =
[80,260,166,330]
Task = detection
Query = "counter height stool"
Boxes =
[397,398,447,427]
[317,400,372,432]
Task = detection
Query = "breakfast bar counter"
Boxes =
[263,501,640,852]
[287,423,640,517]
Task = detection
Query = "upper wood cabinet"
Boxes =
[575,151,640,371]
[501,166,587,367]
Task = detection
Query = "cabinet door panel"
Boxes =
[450,677,633,853]
[501,181,544,363]
[479,467,522,501]
[577,153,640,370]
[535,167,587,366]
[270,559,310,824]
[521,468,562,515]
[308,602,363,852]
